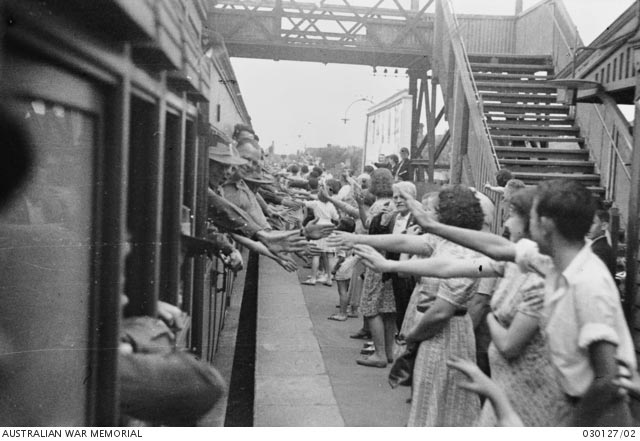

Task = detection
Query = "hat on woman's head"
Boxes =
[208,143,248,165]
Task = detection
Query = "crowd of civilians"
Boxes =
[268,142,637,427]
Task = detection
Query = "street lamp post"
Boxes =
[341,97,374,124]
[342,97,374,172]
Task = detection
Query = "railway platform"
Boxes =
[252,257,410,426]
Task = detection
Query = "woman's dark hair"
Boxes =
[368,168,394,199]
[387,154,399,165]
[535,179,596,241]
[336,217,356,233]
[508,187,537,235]
[313,166,323,176]
[325,179,341,195]
[289,164,299,174]
[309,170,320,179]
[437,185,484,230]
[301,165,309,174]
[363,165,374,175]
[307,177,319,190]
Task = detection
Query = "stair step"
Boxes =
[474,72,552,81]
[483,103,570,113]
[495,147,589,160]
[513,171,600,183]
[488,124,580,136]
[476,81,558,93]
[481,92,558,103]
[499,159,595,173]
[523,183,606,195]
[468,54,553,65]
[470,62,554,73]
[487,118,575,127]
[488,123,577,130]
[492,135,584,143]
[486,113,574,122]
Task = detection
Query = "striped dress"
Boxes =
[407,235,481,427]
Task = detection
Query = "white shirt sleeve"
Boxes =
[515,238,553,276]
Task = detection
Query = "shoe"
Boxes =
[360,347,375,355]
[301,277,316,286]
[347,311,359,318]
[328,313,347,322]
[323,281,332,287]
[317,274,329,283]
[350,329,371,340]
[356,357,387,368]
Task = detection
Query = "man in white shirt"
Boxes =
[400,179,635,425]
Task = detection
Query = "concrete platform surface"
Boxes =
[254,256,410,427]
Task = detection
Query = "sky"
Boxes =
[231,0,635,155]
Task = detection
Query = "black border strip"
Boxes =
[224,251,259,426]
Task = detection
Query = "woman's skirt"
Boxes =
[359,267,396,318]
[348,260,365,309]
[407,314,480,426]
[476,335,568,427]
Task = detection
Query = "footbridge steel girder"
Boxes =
[207,0,434,68]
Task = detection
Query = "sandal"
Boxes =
[301,277,316,286]
[328,313,347,321]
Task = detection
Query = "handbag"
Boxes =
[388,343,417,389]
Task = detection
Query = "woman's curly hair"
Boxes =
[368,168,394,198]
[437,185,484,230]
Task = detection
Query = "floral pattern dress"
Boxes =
[360,198,396,317]
[476,261,567,426]
[407,235,482,427]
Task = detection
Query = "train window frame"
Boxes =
[1,53,109,426]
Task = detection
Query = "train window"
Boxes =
[126,97,159,317]
[0,97,98,425]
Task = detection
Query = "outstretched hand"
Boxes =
[274,253,298,272]
[613,360,640,399]
[221,249,244,273]
[353,244,391,272]
[447,356,523,427]
[304,218,336,240]
[447,356,496,396]
[326,231,357,250]
[258,229,308,254]
[397,188,436,231]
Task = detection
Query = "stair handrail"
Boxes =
[591,101,632,182]
[439,0,500,171]
[546,0,581,73]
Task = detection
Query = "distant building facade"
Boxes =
[363,89,412,166]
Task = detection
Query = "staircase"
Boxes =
[470,54,604,194]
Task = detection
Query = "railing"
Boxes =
[434,0,499,188]
[575,95,633,222]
